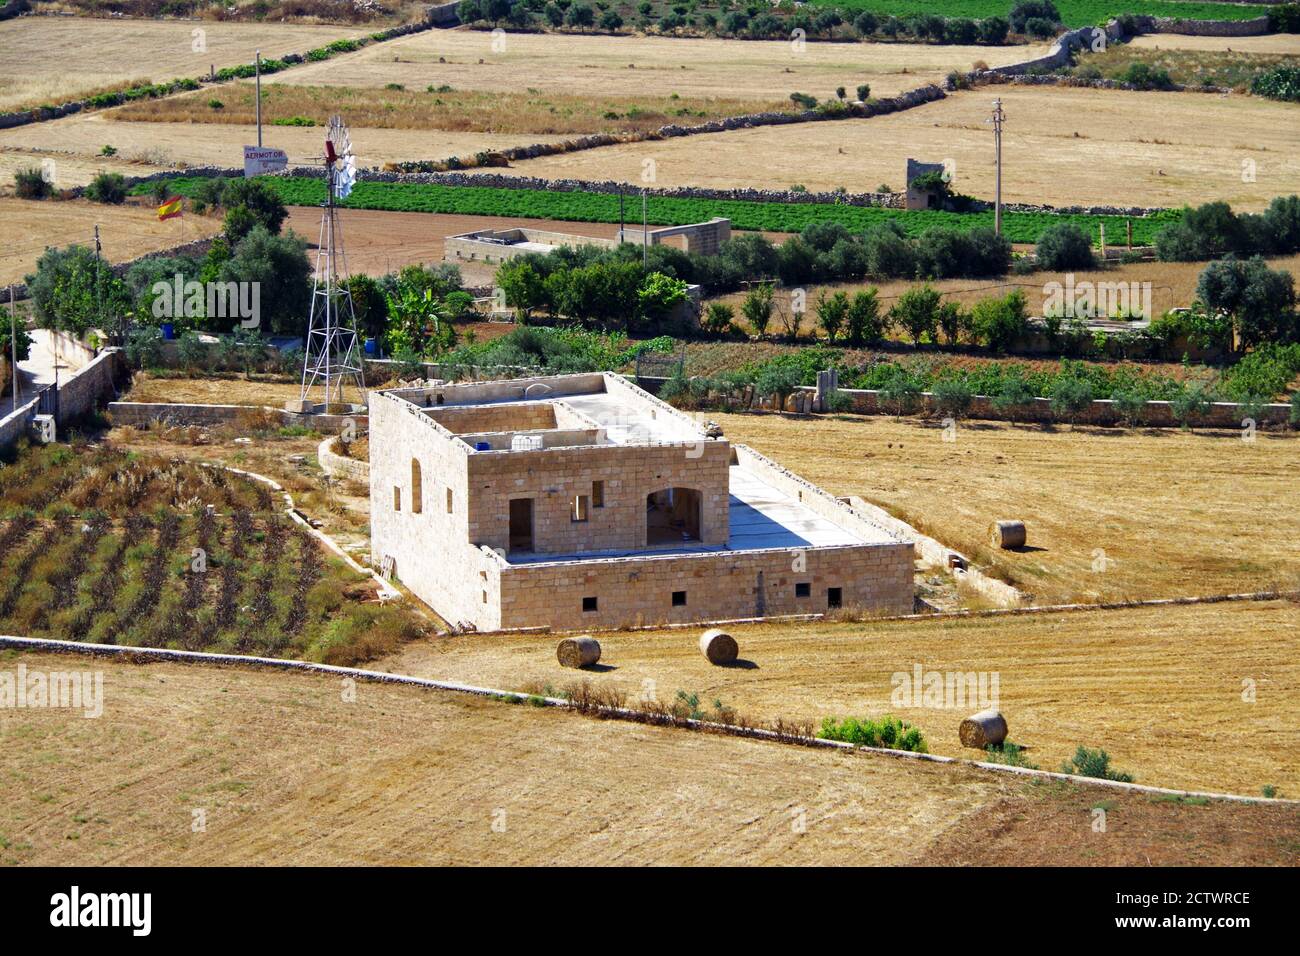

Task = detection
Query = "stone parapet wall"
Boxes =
[497,540,914,631]
[318,435,370,482]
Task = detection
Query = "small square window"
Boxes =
[796,582,811,598]
[582,596,598,613]
[592,480,605,508]
[672,590,687,607]
[572,494,590,522]
[827,587,843,609]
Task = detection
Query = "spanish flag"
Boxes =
[157,195,183,222]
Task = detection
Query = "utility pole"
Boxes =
[618,184,625,243]
[992,98,1004,238]
[9,285,18,413]
[255,51,263,149]
[641,187,648,269]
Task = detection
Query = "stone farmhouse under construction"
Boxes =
[368,373,914,631]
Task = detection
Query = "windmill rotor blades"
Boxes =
[325,115,354,199]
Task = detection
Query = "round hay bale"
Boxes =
[959,709,1009,749]
[556,636,601,669]
[990,520,1026,550]
[699,628,738,666]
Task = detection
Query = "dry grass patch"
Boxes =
[0,196,221,286]
[113,82,791,135]
[1072,44,1300,92]
[0,16,370,113]
[708,411,1300,603]
[1127,33,1300,56]
[277,28,1049,101]
[4,649,1297,865]
[0,112,559,186]
[493,85,1300,210]
[383,599,1300,797]
[123,372,312,408]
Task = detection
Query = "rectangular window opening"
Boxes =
[672,590,687,607]
[572,494,590,522]
[796,582,811,598]
[393,486,401,512]
[592,480,605,508]
[446,488,454,514]
[827,587,843,609]
[582,596,598,613]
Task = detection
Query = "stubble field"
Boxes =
[489,85,1300,210]
[0,16,370,113]
[710,411,1300,604]
[383,599,1300,798]
[3,649,1296,865]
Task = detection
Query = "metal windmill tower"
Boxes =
[300,115,365,409]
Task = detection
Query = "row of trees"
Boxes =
[1155,196,1300,263]
[458,0,1055,44]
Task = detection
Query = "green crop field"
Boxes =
[146,177,1182,245]
[807,0,1279,26]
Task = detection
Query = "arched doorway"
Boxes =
[646,488,701,545]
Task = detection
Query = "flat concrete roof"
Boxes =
[503,465,891,565]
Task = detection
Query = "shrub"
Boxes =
[1196,256,1298,349]
[755,361,804,407]
[220,178,289,242]
[1250,66,1300,102]
[741,284,775,338]
[1170,382,1213,427]
[1009,1,1059,34]
[84,172,127,204]
[1109,388,1146,426]
[124,327,163,370]
[14,167,51,200]
[992,373,1035,412]
[879,369,923,416]
[890,284,942,346]
[1035,222,1095,270]
[24,244,130,336]
[845,288,885,346]
[815,290,850,342]
[931,377,974,418]
[978,16,1009,44]
[702,302,736,336]
[1049,376,1094,423]
[982,741,1037,768]
[969,289,1029,353]
[856,82,871,101]
[1291,392,1300,426]
[1118,62,1174,91]
[818,715,927,753]
[1062,745,1133,782]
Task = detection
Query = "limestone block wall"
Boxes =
[369,391,500,629]
[497,541,915,631]
[466,439,732,555]
[428,401,558,434]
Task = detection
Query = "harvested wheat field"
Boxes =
[1127,33,1300,56]
[2,649,1296,865]
[493,85,1300,210]
[113,82,791,136]
[0,16,370,113]
[278,28,1048,102]
[0,112,562,187]
[384,599,1300,797]
[708,411,1300,604]
[0,197,221,286]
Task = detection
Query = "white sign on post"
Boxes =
[243,146,288,177]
